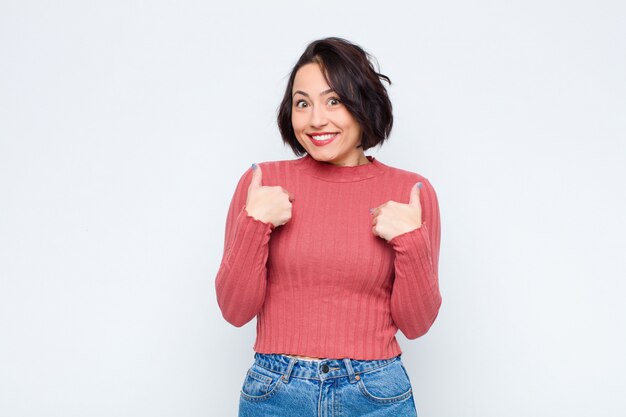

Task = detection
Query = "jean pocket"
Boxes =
[356,359,413,404]
[240,364,284,402]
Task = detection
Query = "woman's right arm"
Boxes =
[214,165,275,327]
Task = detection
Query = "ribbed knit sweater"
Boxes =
[215,153,442,360]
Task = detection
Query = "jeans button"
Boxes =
[321,364,330,373]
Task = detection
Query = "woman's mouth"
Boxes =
[308,133,339,147]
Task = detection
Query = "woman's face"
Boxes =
[291,62,367,167]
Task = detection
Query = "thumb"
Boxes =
[409,182,422,207]
[249,163,263,189]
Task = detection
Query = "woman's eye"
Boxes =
[295,100,308,108]
[329,97,341,105]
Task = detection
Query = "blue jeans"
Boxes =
[238,352,418,416]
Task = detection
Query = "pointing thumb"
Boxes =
[249,163,263,189]
[409,182,422,207]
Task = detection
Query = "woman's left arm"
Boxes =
[388,177,442,339]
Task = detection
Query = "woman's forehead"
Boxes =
[293,63,333,94]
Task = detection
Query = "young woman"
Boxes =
[215,37,442,416]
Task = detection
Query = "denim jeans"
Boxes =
[238,352,418,416]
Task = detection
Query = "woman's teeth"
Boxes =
[312,133,337,140]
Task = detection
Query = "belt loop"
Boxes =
[343,358,358,383]
[282,357,297,383]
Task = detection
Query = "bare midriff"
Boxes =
[285,354,322,361]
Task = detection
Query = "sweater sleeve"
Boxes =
[214,166,275,327]
[388,177,442,339]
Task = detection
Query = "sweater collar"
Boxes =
[294,153,388,183]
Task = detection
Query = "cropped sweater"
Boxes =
[214,153,442,360]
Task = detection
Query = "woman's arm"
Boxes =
[388,177,442,339]
[214,166,275,327]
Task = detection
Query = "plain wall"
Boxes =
[1,1,625,416]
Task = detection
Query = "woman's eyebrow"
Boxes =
[293,88,335,98]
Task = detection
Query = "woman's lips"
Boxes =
[308,133,339,147]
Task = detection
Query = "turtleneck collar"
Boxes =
[293,153,389,183]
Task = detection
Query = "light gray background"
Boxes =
[1,1,625,416]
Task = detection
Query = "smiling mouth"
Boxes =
[308,132,339,147]
[307,133,339,141]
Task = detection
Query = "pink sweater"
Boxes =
[215,154,442,360]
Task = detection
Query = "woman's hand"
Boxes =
[370,182,423,242]
[245,163,294,228]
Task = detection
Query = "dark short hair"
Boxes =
[277,37,393,157]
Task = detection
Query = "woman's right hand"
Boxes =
[245,164,294,227]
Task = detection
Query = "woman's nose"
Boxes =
[309,106,328,127]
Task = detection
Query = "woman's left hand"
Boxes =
[370,182,423,242]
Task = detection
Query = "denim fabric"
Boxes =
[238,352,418,416]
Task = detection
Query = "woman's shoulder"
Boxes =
[377,159,433,186]
[247,157,301,177]
[255,157,301,169]
[233,157,301,187]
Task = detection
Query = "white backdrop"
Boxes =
[1,1,625,416]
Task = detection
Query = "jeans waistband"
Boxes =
[253,352,402,383]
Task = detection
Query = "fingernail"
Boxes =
[369,208,374,213]
[251,163,257,170]
[417,182,423,189]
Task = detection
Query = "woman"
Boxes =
[215,37,442,416]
